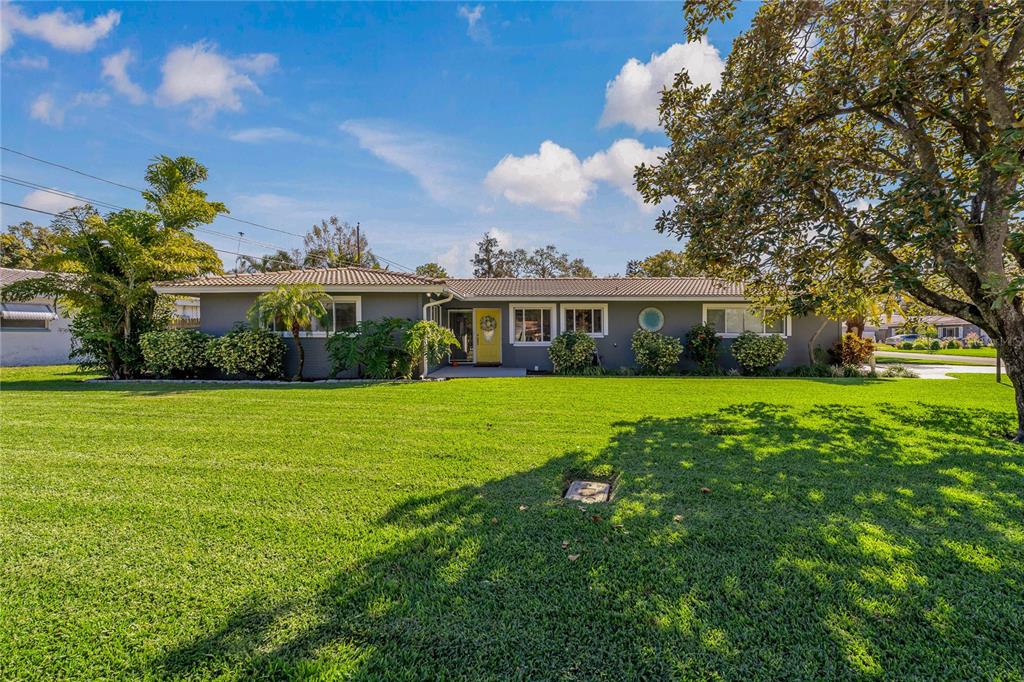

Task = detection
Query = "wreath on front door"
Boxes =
[480,314,497,342]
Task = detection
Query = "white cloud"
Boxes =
[484,141,593,216]
[457,4,490,44]
[155,42,278,121]
[600,39,724,132]
[29,90,109,126]
[20,188,85,214]
[102,48,147,104]
[229,127,308,143]
[340,119,461,203]
[4,54,48,69]
[582,138,666,208]
[1,5,120,54]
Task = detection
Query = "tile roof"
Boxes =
[443,277,744,299]
[0,267,49,288]
[156,267,445,289]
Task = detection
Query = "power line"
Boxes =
[1,176,292,253]
[0,200,302,270]
[0,146,418,273]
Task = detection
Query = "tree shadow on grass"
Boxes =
[153,403,1024,680]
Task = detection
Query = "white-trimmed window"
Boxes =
[266,296,361,337]
[702,304,789,337]
[0,302,56,330]
[509,303,556,345]
[939,326,962,339]
[562,303,608,337]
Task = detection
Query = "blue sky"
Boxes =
[1,1,757,275]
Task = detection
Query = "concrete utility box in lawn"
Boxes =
[565,480,611,503]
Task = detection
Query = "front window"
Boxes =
[939,326,961,338]
[704,305,788,337]
[511,304,555,344]
[563,304,607,336]
[265,296,360,336]
[0,303,55,330]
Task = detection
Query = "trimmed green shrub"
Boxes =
[912,337,932,350]
[549,330,599,375]
[730,331,787,374]
[929,338,941,350]
[206,324,286,379]
[685,323,720,371]
[631,329,683,375]
[140,329,212,378]
[899,341,915,350]
[829,333,874,368]
[943,338,963,349]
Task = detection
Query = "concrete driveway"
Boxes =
[873,363,998,379]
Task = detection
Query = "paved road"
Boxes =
[874,350,996,365]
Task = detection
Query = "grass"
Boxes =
[2,365,1022,680]
[875,344,997,358]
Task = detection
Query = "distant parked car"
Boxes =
[884,333,920,345]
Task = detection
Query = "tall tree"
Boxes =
[472,232,502,277]
[637,1,1024,441]
[2,158,225,377]
[0,222,64,270]
[302,217,378,268]
[471,232,593,278]
[627,250,701,277]
[415,262,449,279]
[248,284,328,381]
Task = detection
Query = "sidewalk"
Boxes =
[874,350,996,366]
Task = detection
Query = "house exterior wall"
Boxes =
[0,297,74,366]
[440,300,840,371]
[198,291,427,378]
[874,323,989,343]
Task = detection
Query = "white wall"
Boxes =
[0,298,73,366]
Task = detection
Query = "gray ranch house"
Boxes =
[155,267,842,378]
[1,267,73,367]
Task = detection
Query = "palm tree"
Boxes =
[248,284,329,380]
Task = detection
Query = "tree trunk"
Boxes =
[999,329,1024,444]
[291,323,304,381]
[845,315,864,338]
[807,318,829,365]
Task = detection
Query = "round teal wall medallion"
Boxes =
[638,307,665,332]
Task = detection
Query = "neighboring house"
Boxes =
[155,267,842,378]
[868,314,990,344]
[171,297,201,328]
[0,268,73,366]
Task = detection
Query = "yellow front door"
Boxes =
[474,308,502,365]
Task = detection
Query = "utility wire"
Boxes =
[1,176,291,253]
[0,200,302,270]
[0,147,418,273]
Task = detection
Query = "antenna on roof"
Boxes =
[355,222,361,266]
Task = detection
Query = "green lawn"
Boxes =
[875,345,997,358]
[2,366,1022,680]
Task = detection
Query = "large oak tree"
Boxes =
[637,0,1024,441]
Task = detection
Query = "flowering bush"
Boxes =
[685,323,720,371]
[140,329,212,378]
[631,329,683,375]
[912,337,932,350]
[730,331,787,374]
[549,331,599,375]
[206,324,286,380]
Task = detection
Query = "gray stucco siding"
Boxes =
[440,300,840,371]
[198,291,427,378]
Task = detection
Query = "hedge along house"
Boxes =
[155,266,843,378]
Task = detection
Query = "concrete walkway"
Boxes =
[428,365,528,378]
[875,350,996,365]
[873,363,998,379]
